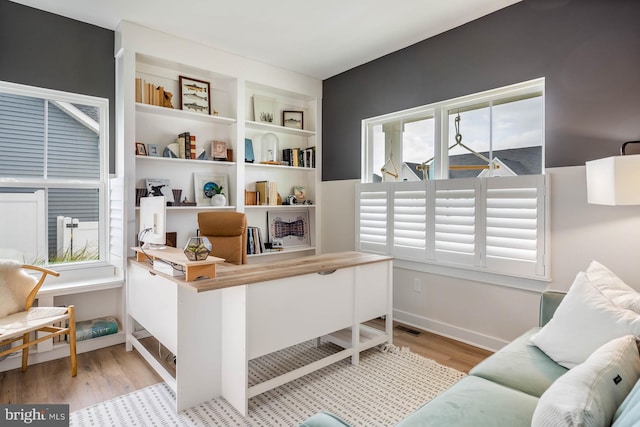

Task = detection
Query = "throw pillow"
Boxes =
[585,260,640,313]
[0,260,36,317]
[530,272,640,368]
[532,335,640,427]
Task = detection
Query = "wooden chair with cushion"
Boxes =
[197,211,248,265]
[0,260,77,376]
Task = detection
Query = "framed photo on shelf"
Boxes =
[267,209,310,248]
[283,110,303,129]
[253,95,275,123]
[179,76,211,115]
[211,140,227,160]
[135,142,147,156]
[145,178,174,203]
[147,143,160,157]
[193,173,227,206]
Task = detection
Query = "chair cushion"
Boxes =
[395,376,539,427]
[470,328,568,397]
[0,259,36,317]
[532,335,640,427]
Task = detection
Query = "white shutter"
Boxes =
[434,179,478,266]
[393,182,428,260]
[485,175,546,276]
[356,183,389,254]
[109,176,124,269]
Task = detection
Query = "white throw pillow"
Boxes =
[586,260,640,313]
[532,335,640,427]
[530,272,640,368]
[0,260,36,318]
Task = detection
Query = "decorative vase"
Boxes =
[211,193,226,206]
[183,237,211,261]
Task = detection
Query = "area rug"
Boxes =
[70,340,465,427]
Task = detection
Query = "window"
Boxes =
[362,79,544,182]
[358,79,548,282]
[0,81,109,269]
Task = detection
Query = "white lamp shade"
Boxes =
[586,154,640,205]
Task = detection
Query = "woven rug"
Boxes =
[70,340,465,427]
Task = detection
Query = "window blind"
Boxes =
[356,175,547,279]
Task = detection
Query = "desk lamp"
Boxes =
[585,141,640,206]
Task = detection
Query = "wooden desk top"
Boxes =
[129,251,393,293]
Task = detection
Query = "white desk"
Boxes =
[126,251,393,415]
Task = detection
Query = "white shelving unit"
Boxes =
[122,48,321,260]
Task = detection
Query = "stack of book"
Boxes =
[176,132,196,159]
[255,181,278,205]
[247,227,266,255]
[135,78,171,107]
[282,147,316,168]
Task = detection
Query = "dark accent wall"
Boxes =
[322,0,640,181]
[0,1,116,173]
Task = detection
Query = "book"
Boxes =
[282,148,292,166]
[256,181,268,205]
[190,135,196,159]
[178,132,191,159]
[268,181,278,206]
[73,316,119,342]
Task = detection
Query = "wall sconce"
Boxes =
[586,141,640,205]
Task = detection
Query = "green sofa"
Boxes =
[301,290,640,426]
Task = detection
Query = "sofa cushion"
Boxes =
[613,378,640,427]
[532,335,640,427]
[470,327,568,397]
[395,376,539,427]
[586,260,640,313]
[530,272,640,368]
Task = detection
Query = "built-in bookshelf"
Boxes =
[125,51,320,261]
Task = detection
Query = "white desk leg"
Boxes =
[386,260,393,346]
[351,266,360,366]
[175,286,222,412]
[221,285,249,417]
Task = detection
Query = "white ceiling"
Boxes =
[10,0,521,80]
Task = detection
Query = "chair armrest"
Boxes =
[539,291,566,327]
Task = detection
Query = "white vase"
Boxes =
[211,194,226,206]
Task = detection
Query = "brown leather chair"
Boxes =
[197,212,247,265]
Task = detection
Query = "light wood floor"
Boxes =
[0,322,492,412]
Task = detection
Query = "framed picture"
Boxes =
[267,209,310,248]
[147,143,160,157]
[135,142,147,156]
[283,110,303,129]
[245,138,255,163]
[145,178,174,203]
[179,76,211,115]
[211,140,227,160]
[253,95,275,123]
[193,173,227,206]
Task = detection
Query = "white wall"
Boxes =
[321,166,640,351]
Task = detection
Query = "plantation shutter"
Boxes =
[355,175,548,280]
[356,183,389,254]
[434,179,479,266]
[393,182,428,260]
[485,175,546,277]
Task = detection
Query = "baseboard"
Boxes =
[0,332,125,373]
[393,309,508,352]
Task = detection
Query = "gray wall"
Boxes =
[322,0,640,181]
[0,1,116,173]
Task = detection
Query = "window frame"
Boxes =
[358,79,549,289]
[361,78,545,182]
[0,80,111,277]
